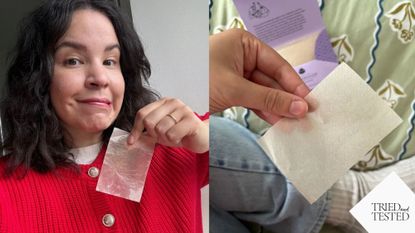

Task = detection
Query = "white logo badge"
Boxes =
[350,172,415,233]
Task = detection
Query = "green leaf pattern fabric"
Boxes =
[387,1,415,43]
[331,35,354,63]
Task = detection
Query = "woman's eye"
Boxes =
[103,59,117,66]
[64,58,82,66]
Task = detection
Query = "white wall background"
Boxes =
[130,0,208,113]
[130,1,209,232]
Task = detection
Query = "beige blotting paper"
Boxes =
[257,63,402,204]
[96,128,156,202]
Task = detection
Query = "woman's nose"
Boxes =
[86,62,109,88]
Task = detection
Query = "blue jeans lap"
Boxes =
[209,116,330,233]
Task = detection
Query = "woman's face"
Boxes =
[51,9,125,147]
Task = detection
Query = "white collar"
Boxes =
[69,142,103,165]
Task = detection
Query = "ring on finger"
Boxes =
[167,113,178,124]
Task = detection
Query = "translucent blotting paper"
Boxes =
[96,128,156,202]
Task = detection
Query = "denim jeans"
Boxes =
[210,116,330,233]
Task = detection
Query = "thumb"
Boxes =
[238,79,309,118]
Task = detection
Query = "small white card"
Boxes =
[350,172,415,233]
[257,63,402,203]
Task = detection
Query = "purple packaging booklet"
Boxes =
[233,0,338,89]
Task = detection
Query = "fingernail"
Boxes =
[289,100,307,116]
[294,83,310,97]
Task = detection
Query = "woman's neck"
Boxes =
[64,129,103,148]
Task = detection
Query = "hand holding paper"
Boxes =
[128,98,209,154]
[209,29,310,124]
[258,63,402,203]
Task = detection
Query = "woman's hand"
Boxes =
[210,29,310,124]
[127,98,209,153]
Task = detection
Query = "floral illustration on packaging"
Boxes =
[355,144,394,171]
[377,80,406,108]
[248,2,270,19]
[386,1,415,43]
[330,35,354,63]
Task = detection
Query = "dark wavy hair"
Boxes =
[0,0,158,175]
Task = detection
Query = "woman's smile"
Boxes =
[78,97,112,108]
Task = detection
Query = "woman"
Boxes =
[0,0,208,232]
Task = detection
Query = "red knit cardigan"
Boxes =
[0,139,208,233]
